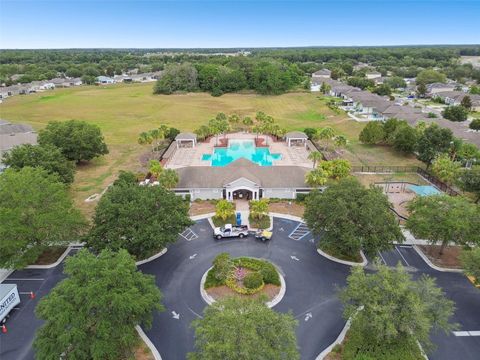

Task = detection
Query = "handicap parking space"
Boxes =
[288,222,311,241]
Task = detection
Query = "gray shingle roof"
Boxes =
[175,132,197,140]
[175,158,309,189]
[285,131,307,139]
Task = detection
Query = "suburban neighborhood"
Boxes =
[1,1,479,360]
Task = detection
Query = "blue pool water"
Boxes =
[203,139,282,166]
[408,185,441,196]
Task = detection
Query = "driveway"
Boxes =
[1,220,479,360]
[139,218,351,360]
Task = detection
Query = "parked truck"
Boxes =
[0,284,20,324]
[214,224,249,240]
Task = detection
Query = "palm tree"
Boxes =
[317,127,336,151]
[242,116,253,132]
[149,129,161,152]
[308,151,323,168]
[249,199,269,220]
[148,159,163,178]
[138,132,154,152]
[334,135,348,150]
[158,169,179,189]
[215,199,235,221]
[305,168,328,187]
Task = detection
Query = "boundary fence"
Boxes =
[351,165,460,196]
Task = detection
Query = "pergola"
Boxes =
[175,132,197,148]
[285,131,308,147]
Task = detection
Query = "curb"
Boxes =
[413,245,463,273]
[268,212,303,223]
[200,267,216,305]
[315,318,351,360]
[317,248,368,267]
[135,248,168,266]
[135,325,162,360]
[200,264,286,309]
[26,246,74,269]
[190,212,215,221]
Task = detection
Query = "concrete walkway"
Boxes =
[235,200,250,228]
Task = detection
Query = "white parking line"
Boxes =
[6,278,44,281]
[179,228,198,241]
[395,247,410,267]
[453,331,480,337]
[288,223,311,240]
[377,251,387,265]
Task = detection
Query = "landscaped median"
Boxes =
[201,253,285,307]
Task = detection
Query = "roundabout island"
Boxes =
[200,255,286,308]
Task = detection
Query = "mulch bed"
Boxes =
[206,284,280,302]
[33,246,68,265]
[418,245,462,268]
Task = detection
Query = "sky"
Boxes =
[0,0,479,49]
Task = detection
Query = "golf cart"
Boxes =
[255,229,272,242]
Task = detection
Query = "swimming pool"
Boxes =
[202,139,282,166]
[407,185,441,196]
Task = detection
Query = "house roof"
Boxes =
[285,131,308,139]
[0,122,35,135]
[175,132,197,140]
[312,69,331,76]
[175,159,310,189]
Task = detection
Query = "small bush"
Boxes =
[427,112,437,118]
[184,194,191,202]
[296,193,308,202]
[204,269,225,288]
[470,119,480,130]
[225,276,264,295]
[243,272,264,289]
[234,257,280,286]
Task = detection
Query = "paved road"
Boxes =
[139,218,351,360]
[368,245,480,360]
[1,221,479,360]
[0,260,71,360]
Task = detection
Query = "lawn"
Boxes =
[0,83,421,217]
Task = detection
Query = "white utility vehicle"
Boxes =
[214,224,249,240]
[0,284,20,324]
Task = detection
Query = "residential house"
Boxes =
[435,91,480,111]
[366,71,382,80]
[426,83,458,96]
[96,76,115,84]
[312,69,331,79]
[0,120,38,158]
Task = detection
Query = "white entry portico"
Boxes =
[224,177,260,201]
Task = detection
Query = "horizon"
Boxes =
[2,44,480,51]
[1,0,479,49]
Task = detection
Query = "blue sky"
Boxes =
[0,0,479,49]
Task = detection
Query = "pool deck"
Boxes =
[165,133,313,169]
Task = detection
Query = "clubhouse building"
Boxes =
[165,132,314,201]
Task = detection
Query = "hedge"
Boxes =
[225,276,264,295]
[244,272,264,289]
[233,257,281,286]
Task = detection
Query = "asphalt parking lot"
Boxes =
[0,264,69,360]
[1,220,479,360]
[139,218,351,360]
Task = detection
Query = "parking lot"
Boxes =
[1,221,479,360]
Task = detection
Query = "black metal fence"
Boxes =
[416,168,460,196]
[351,165,420,173]
[351,165,460,196]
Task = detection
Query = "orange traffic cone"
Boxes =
[30,291,35,299]
[1,325,7,333]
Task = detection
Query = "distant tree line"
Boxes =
[153,59,304,96]
[3,46,480,89]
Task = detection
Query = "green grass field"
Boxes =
[0,83,421,216]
